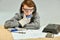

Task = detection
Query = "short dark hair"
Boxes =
[20,0,37,14]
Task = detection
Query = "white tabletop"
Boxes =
[11,25,60,40]
[11,25,46,40]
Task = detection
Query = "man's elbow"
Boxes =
[36,22,40,29]
[4,20,10,29]
[35,25,40,30]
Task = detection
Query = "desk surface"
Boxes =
[25,37,60,40]
[0,26,13,40]
[0,25,60,40]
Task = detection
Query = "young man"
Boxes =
[4,0,40,30]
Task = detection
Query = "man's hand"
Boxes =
[19,14,31,27]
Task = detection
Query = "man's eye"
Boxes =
[24,8,29,10]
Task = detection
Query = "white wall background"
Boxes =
[0,0,60,26]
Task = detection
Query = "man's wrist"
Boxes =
[18,22,22,28]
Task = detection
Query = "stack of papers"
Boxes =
[8,28,26,34]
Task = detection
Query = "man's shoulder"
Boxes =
[15,13,23,16]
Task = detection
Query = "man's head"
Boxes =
[20,0,36,16]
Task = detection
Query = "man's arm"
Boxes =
[24,13,40,30]
[4,13,21,29]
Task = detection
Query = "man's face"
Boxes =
[22,5,34,16]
